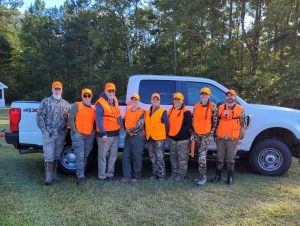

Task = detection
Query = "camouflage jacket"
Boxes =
[36,95,69,137]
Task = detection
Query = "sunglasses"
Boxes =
[131,98,138,101]
[83,94,91,98]
[173,98,181,100]
[54,87,61,91]
[108,90,115,93]
[152,98,159,102]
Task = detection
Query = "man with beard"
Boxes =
[213,89,246,185]
[37,81,69,185]
[95,83,122,181]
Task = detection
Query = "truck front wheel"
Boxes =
[249,139,291,176]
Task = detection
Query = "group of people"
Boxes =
[36,81,246,187]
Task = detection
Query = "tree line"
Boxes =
[0,0,299,107]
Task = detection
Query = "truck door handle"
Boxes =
[246,115,251,128]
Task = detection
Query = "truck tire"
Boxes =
[58,145,96,175]
[58,146,76,175]
[249,139,291,176]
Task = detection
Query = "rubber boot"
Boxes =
[44,161,53,185]
[226,162,234,185]
[53,160,59,180]
[212,162,224,183]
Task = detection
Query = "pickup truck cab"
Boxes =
[5,75,300,176]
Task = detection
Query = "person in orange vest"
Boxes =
[69,88,95,186]
[145,93,170,180]
[95,83,122,181]
[121,94,145,183]
[213,89,246,185]
[168,92,192,181]
[192,87,218,186]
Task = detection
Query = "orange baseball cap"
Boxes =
[81,88,92,96]
[226,89,237,96]
[173,92,184,100]
[130,94,140,101]
[151,93,160,100]
[200,87,211,95]
[52,81,62,89]
[105,83,116,91]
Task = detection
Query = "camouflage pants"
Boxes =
[148,140,166,178]
[169,139,190,177]
[71,131,95,179]
[195,134,212,176]
[43,131,66,162]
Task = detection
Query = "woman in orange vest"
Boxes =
[168,92,192,181]
[145,93,170,180]
[213,89,246,185]
[121,94,145,183]
[95,83,122,181]
[69,88,95,186]
[192,87,218,186]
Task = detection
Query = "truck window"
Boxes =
[185,82,226,106]
[139,80,176,105]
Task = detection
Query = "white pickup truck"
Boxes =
[5,75,300,176]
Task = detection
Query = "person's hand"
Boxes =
[237,139,243,145]
[102,135,108,142]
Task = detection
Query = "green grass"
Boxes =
[1,109,300,225]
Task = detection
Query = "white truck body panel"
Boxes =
[10,75,300,153]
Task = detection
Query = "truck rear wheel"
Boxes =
[58,146,76,174]
[58,146,96,175]
[249,139,291,176]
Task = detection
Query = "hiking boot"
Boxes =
[196,175,207,186]
[174,175,184,182]
[120,177,131,183]
[169,174,177,181]
[106,176,116,181]
[226,163,234,185]
[131,178,139,183]
[44,161,53,186]
[158,177,166,181]
[76,177,85,186]
[53,160,59,180]
[212,162,224,183]
[149,176,158,180]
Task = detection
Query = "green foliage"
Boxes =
[0,0,299,106]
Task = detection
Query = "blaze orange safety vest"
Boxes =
[145,107,166,140]
[193,102,216,135]
[216,104,243,139]
[124,108,144,130]
[168,106,190,136]
[75,102,95,135]
[95,97,121,132]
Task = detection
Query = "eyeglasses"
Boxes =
[131,98,138,101]
[108,90,115,93]
[83,94,91,98]
[54,87,61,91]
